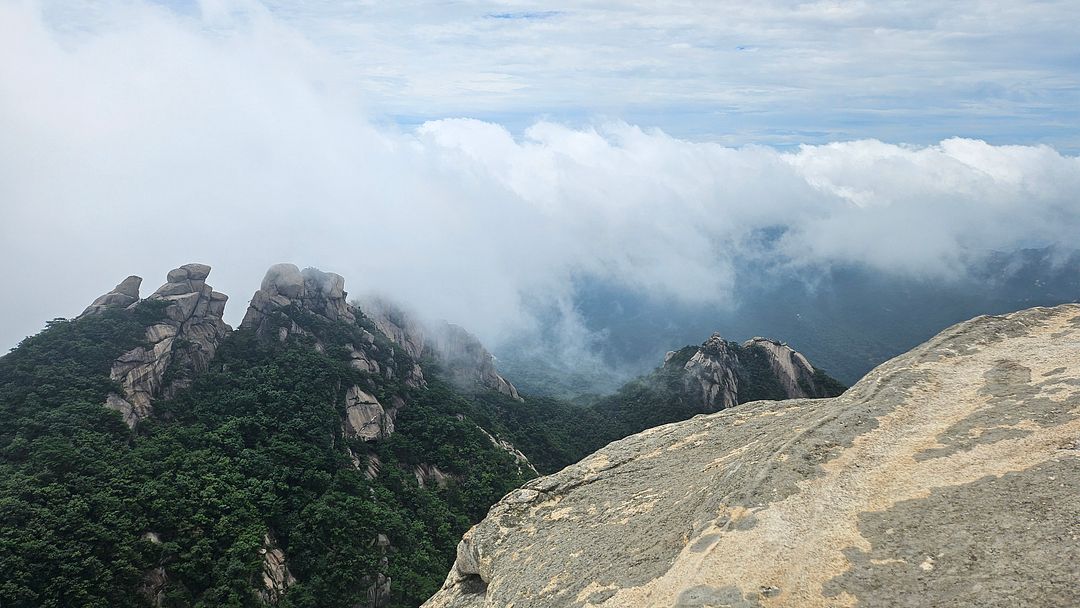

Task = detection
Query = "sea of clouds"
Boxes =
[2,1,1078,354]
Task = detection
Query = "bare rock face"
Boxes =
[80,275,143,316]
[669,332,837,412]
[744,337,819,398]
[361,297,520,400]
[103,264,230,427]
[425,304,1080,608]
[343,385,394,441]
[257,532,296,604]
[432,324,522,401]
[414,463,451,489]
[477,425,538,476]
[681,333,741,410]
[241,264,354,334]
[361,295,429,360]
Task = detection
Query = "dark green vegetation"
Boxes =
[0,305,529,608]
[0,301,843,608]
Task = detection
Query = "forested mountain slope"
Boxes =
[0,262,842,608]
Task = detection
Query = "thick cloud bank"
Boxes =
[2,2,1079,354]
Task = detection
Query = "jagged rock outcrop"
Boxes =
[102,263,230,427]
[680,333,741,410]
[80,275,142,316]
[744,337,821,398]
[414,463,451,489]
[666,332,838,412]
[361,295,428,360]
[343,385,394,441]
[242,265,426,391]
[425,304,1080,608]
[432,324,522,401]
[257,532,295,604]
[361,297,521,400]
[241,264,354,334]
[138,532,167,607]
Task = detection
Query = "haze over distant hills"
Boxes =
[499,246,1080,394]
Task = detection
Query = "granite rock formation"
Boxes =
[80,275,143,316]
[343,385,394,441]
[668,332,837,412]
[99,263,230,427]
[425,304,1080,608]
[360,297,521,400]
[257,532,295,604]
[743,336,820,398]
[242,265,426,390]
[241,263,353,334]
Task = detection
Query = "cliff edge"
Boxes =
[425,304,1080,608]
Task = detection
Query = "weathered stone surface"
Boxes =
[360,297,521,399]
[257,532,295,604]
[80,275,142,316]
[242,264,355,332]
[432,323,521,400]
[743,337,818,398]
[100,264,231,427]
[343,385,393,441]
[424,304,1080,608]
[414,463,451,489]
[683,333,741,410]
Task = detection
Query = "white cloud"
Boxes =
[1,0,1078,356]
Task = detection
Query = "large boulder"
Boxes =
[424,304,1080,608]
[343,385,393,441]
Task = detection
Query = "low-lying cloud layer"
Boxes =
[2,1,1079,355]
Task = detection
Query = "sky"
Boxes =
[1,0,1079,354]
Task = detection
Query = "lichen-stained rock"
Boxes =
[423,304,1080,608]
[102,264,230,427]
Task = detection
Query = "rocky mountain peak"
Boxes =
[102,263,230,427]
[80,275,143,316]
[666,331,837,411]
[361,297,522,401]
[682,333,741,410]
[743,336,819,399]
[242,263,353,333]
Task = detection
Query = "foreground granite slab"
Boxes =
[424,304,1080,608]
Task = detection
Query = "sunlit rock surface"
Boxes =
[425,304,1080,608]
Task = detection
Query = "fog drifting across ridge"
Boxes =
[2,1,1079,359]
